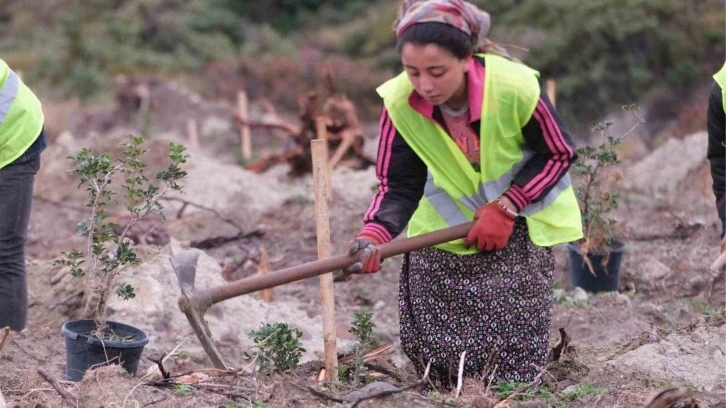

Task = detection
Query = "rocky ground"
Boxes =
[1,82,724,408]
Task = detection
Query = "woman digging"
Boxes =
[346,0,583,391]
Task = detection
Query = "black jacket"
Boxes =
[707,82,725,219]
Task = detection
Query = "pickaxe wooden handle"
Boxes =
[211,221,472,304]
[171,222,472,370]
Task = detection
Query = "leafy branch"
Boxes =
[572,104,645,254]
[54,135,188,338]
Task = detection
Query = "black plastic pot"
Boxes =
[62,319,149,382]
[567,241,626,293]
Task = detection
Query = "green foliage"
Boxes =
[247,322,306,374]
[492,382,566,407]
[115,283,136,300]
[339,309,379,386]
[349,309,377,349]
[493,380,605,407]
[3,0,241,101]
[572,105,645,253]
[686,300,721,316]
[3,0,721,125]
[230,0,370,34]
[562,382,607,401]
[174,383,192,396]
[54,135,188,337]
[504,0,724,126]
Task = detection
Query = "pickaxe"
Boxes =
[171,222,473,370]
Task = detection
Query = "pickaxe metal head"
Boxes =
[170,251,231,370]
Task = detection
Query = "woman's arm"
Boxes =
[359,108,427,243]
[502,92,577,212]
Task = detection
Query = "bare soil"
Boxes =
[2,84,725,408]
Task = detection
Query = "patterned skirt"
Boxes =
[399,218,554,390]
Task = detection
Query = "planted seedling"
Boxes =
[55,135,188,340]
[246,322,306,374]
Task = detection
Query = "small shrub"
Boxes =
[247,322,306,373]
[174,383,192,396]
[54,135,188,339]
[572,104,645,256]
[340,309,379,386]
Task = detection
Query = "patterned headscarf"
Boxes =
[394,0,511,56]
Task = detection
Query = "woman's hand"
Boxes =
[464,199,517,251]
[344,237,382,274]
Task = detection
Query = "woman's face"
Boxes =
[401,42,470,106]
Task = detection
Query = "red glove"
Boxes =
[344,234,382,274]
[464,200,516,251]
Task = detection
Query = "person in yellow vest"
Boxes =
[0,59,46,331]
[345,0,582,390]
[707,62,725,247]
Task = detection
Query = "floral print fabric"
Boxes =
[399,218,554,390]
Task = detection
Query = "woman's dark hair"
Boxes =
[396,22,473,59]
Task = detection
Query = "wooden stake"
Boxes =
[311,139,338,382]
[315,117,333,201]
[258,248,272,303]
[546,79,556,107]
[186,119,199,150]
[238,91,252,161]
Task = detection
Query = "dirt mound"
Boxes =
[104,239,353,370]
[607,311,726,392]
[624,131,709,197]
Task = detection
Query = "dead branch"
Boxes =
[47,290,84,311]
[245,73,373,176]
[147,354,170,380]
[190,230,263,250]
[549,328,571,362]
[286,382,345,404]
[32,194,88,213]
[160,197,245,231]
[339,343,394,365]
[363,362,403,382]
[10,338,45,361]
[169,367,243,379]
[350,361,432,408]
[455,351,466,398]
[37,368,77,407]
[142,396,168,407]
[0,327,9,353]
[710,251,726,274]
[642,387,694,408]
[50,269,69,285]
[234,115,300,135]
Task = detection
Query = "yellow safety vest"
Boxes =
[376,54,583,254]
[714,62,726,113]
[0,59,44,169]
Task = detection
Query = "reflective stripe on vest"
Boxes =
[0,70,19,127]
[423,147,572,226]
[0,59,44,169]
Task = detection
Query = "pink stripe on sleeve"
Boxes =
[364,109,396,222]
[360,223,392,244]
[522,100,572,199]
